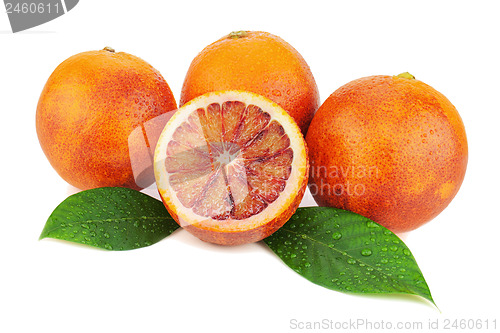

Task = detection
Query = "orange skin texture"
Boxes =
[159,160,309,246]
[306,75,468,233]
[180,31,320,135]
[36,49,177,190]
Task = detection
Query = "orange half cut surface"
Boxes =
[154,91,309,245]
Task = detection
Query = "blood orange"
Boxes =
[36,47,177,190]
[154,91,309,245]
[180,31,320,135]
[306,73,468,233]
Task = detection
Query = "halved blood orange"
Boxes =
[154,91,309,245]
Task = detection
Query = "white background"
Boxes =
[1,1,499,332]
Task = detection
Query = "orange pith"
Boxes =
[155,91,309,245]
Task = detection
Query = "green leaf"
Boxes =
[40,187,179,251]
[263,207,435,305]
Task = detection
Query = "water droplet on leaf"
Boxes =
[361,249,372,256]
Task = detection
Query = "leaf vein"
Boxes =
[278,226,421,291]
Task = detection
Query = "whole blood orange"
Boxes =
[306,73,468,233]
[154,90,309,245]
[36,47,177,190]
[180,31,320,135]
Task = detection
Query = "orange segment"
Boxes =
[192,169,233,220]
[226,162,268,220]
[221,101,245,144]
[245,148,293,180]
[197,104,224,152]
[233,104,271,147]
[154,90,309,245]
[169,169,213,208]
[165,141,211,173]
[241,120,290,159]
[247,174,286,203]
[171,118,206,149]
